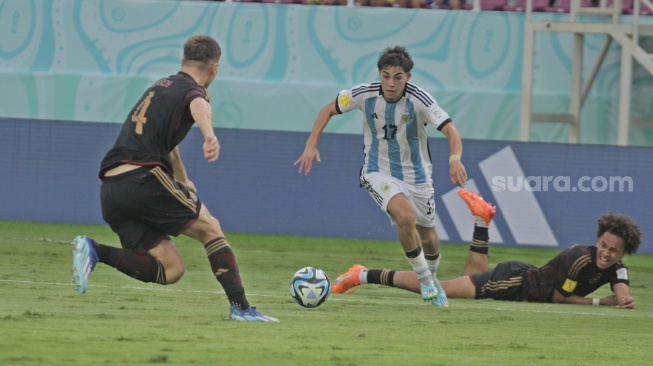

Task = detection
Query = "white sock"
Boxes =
[427,255,440,278]
[407,249,432,284]
[475,216,488,228]
[359,269,368,284]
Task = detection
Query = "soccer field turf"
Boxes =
[1,221,652,366]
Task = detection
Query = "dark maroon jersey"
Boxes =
[522,244,629,302]
[99,72,208,178]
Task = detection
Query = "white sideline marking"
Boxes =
[1,278,650,319]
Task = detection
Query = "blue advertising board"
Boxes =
[1,118,650,253]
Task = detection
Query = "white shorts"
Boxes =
[360,172,436,228]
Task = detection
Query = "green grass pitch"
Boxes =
[1,220,652,365]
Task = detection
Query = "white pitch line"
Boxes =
[1,278,650,319]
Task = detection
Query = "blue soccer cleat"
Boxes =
[229,305,279,322]
[71,235,98,294]
[419,280,438,303]
[432,276,449,308]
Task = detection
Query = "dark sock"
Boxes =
[366,269,396,287]
[93,242,166,284]
[470,225,489,254]
[93,241,115,263]
[405,246,422,258]
[204,237,249,310]
[425,252,440,261]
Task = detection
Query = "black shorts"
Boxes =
[100,166,202,253]
[469,261,537,301]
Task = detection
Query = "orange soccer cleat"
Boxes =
[332,264,367,294]
[457,189,496,226]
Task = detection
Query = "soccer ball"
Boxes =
[289,267,330,308]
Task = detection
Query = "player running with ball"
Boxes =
[295,46,468,307]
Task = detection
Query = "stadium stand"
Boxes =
[544,0,597,12]
[503,0,550,11]
[262,0,302,3]
[463,0,508,10]
[625,0,653,13]
[195,0,652,11]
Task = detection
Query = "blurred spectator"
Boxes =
[304,0,348,4]
[437,0,463,8]
[396,0,426,7]
[366,0,401,6]
[368,0,462,8]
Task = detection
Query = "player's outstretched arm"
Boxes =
[190,97,220,163]
[294,100,338,175]
[552,289,599,306]
[552,288,634,309]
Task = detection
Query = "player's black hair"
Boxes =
[378,46,414,73]
[597,212,642,255]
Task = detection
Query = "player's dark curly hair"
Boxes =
[183,35,221,66]
[597,212,642,255]
[378,46,414,73]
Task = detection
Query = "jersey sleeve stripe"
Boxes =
[568,255,592,278]
[437,118,452,131]
[335,96,343,114]
[352,83,380,98]
[406,83,435,107]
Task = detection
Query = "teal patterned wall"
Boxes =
[1,0,652,145]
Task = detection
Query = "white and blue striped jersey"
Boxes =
[335,82,451,185]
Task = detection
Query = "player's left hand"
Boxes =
[615,295,635,309]
[450,160,467,188]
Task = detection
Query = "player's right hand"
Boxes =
[204,135,220,163]
[294,147,321,175]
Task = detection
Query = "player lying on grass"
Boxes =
[333,190,642,309]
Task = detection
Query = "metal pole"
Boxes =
[520,0,535,141]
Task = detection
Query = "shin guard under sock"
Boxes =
[93,241,166,284]
[470,224,489,254]
[366,269,396,287]
[106,246,166,284]
[204,237,249,310]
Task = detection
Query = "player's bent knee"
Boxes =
[394,211,417,228]
[421,233,438,246]
[151,244,185,284]
[164,263,185,284]
[183,213,224,243]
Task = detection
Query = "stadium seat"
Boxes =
[463,0,508,10]
[625,0,653,14]
[300,0,347,4]
[544,0,593,13]
[504,0,550,11]
[607,0,633,13]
